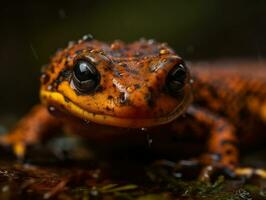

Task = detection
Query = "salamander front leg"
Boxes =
[186,106,266,180]
[187,105,239,180]
[0,104,61,159]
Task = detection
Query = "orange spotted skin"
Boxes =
[1,37,266,178]
[40,38,192,128]
[191,61,266,145]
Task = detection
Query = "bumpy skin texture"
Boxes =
[1,37,266,179]
[192,61,266,146]
[40,39,192,128]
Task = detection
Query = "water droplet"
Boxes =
[91,170,100,179]
[41,73,50,84]
[172,172,182,178]
[82,34,94,41]
[90,186,99,196]
[139,38,147,43]
[68,41,75,48]
[141,127,147,131]
[126,86,134,93]
[84,119,90,124]
[48,106,56,113]
[47,85,53,91]
[111,42,122,50]
[2,185,9,192]
[146,134,153,147]
[160,42,168,48]
[148,39,155,44]
[159,49,169,55]
[190,79,194,84]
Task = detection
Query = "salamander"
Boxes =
[1,35,266,180]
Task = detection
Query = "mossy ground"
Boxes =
[0,159,265,199]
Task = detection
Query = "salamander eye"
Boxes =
[167,62,187,95]
[71,60,100,93]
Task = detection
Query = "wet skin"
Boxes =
[1,36,266,180]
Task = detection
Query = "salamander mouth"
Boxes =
[40,89,192,128]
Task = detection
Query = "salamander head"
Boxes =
[40,37,192,128]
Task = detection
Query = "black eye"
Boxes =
[167,62,187,94]
[72,60,100,93]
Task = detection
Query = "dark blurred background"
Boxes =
[1,0,266,116]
